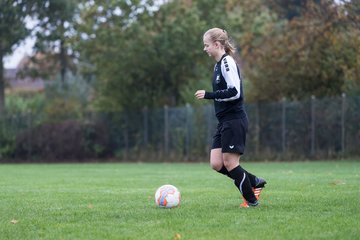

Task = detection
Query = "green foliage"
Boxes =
[76,0,261,111]
[76,0,360,109]
[4,72,93,122]
[0,120,16,159]
[5,92,46,113]
[0,0,42,112]
[41,72,94,121]
[265,0,317,20]
[0,0,38,55]
[1,92,45,158]
[76,0,210,111]
[43,98,83,121]
[31,0,78,81]
[240,0,360,102]
[3,0,359,112]
[179,76,210,106]
[46,72,94,102]
[0,162,359,239]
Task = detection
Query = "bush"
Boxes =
[14,120,112,162]
[0,133,16,159]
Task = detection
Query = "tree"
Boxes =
[73,0,155,111]
[30,0,78,83]
[75,0,210,111]
[240,0,360,101]
[0,0,40,113]
[73,0,359,110]
[266,0,321,20]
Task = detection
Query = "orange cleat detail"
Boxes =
[240,201,249,208]
[240,188,263,208]
[240,195,249,208]
[253,187,263,200]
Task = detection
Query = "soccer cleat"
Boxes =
[248,200,259,207]
[240,195,259,208]
[240,196,249,208]
[237,177,266,208]
[240,201,249,208]
[240,187,263,208]
[240,198,259,208]
[255,177,267,188]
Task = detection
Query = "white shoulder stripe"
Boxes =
[219,56,241,102]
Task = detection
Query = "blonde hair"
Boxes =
[204,28,236,56]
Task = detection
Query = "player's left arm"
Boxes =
[219,57,241,102]
[201,58,240,101]
[195,57,241,101]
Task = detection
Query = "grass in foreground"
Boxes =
[0,161,359,240]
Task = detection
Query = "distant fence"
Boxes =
[1,94,359,162]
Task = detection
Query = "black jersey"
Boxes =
[204,54,246,123]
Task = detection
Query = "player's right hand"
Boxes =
[194,90,206,99]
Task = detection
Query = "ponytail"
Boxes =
[204,28,236,57]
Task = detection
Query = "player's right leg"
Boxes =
[210,148,224,172]
[211,148,234,178]
[210,125,232,177]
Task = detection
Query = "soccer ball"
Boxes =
[155,184,181,208]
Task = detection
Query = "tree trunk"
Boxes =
[60,38,67,84]
[0,51,5,114]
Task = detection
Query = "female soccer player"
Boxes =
[195,28,266,207]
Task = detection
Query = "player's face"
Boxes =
[203,35,218,58]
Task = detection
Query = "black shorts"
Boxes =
[212,118,248,154]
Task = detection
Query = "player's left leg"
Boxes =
[223,152,258,206]
[238,166,267,188]
[221,118,266,186]
[238,169,266,207]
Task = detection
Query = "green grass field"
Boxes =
[1,161,359,240]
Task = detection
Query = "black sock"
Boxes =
[238,166,257,187]
[218,165,259,188]
[217,166,232,179]
[228,166,257,203]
